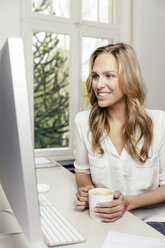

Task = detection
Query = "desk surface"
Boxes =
[0,165,165,248]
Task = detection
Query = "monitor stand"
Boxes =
[0,210,22,235]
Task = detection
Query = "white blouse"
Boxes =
[73,109,165,222]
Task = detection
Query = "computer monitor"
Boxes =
[0,38,45,247]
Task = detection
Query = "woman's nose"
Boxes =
[97,76,106,89]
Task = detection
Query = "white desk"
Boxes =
[0,165,165,248]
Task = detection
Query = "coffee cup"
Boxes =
[88,188,114,221]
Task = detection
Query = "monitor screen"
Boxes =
[0,38,44,247]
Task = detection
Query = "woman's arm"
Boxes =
[126,110,165,211]
[75,172,94,187]
[74,172,94,210]
[125,185,165,211]
[95,185,165,222]
[73,112,95,209]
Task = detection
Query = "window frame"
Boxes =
[21,0,131,161]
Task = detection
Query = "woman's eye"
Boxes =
[106,74,114,79]
[92,73,99,79]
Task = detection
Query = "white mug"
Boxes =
[88,188,114,221]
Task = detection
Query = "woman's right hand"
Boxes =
[74,185,94,210]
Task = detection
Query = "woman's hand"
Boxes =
[94,191,126,222]
[74,185,94,210]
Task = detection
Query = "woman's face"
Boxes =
[92,53,125,109]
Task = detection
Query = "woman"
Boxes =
[74,43,165,234]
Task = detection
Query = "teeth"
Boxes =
[98,92,110,96]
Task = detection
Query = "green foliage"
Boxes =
[33,32,69,148]
[32,0,50,13]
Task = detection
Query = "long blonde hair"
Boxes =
[86,43,153,163]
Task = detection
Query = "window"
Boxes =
[21,0,131,160]
[33,31,70,149]
[82,0,114,23]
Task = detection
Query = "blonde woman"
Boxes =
[74,43,165,234]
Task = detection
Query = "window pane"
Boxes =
[82,37,111,110]
[99,0,109,23]
[82,0,114,24]
[52,0,70,17]
[82,0,97,22]
[32,0,71,17]
[33,31,70,149]
[32,0,51,15]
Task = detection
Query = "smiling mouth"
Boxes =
[97,92,111,96]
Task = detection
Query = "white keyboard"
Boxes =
[38,194,86,246]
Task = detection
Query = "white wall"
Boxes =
[0,0,21,48]
[133,0,165,111]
